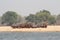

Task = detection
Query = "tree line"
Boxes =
[0,10,60,26]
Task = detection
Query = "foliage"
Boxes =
[25,10,56,25]
[0,10,59,25]
[56,14,60,25]
[48,16,56,25]
[1,11,18,25]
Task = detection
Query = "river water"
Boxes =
[0,32,60,40]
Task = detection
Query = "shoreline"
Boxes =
[0,25,60,32]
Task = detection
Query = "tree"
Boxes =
[48,16,56,25]
[1,11,18,26]
[25,10,56,25]
[36,10,50,22]
[36,10,56,25]
[56,14,60,25]
[26,14,35,22]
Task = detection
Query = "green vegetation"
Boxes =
[26,10,56,25]
[56,14,60,25]
[0,10,60,25]
[1,11,21,25]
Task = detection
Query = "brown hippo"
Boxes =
[40,22,47,28]
[11,23,23,28]
[11,24,19,28]
[11,22,47,28]
[36,22,47,28]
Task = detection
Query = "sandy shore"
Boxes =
[0,25,60,32]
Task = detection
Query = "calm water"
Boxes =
[0,32,60,40]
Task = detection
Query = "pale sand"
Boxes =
[0,25,60,32]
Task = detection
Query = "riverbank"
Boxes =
[0,25,60,32]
